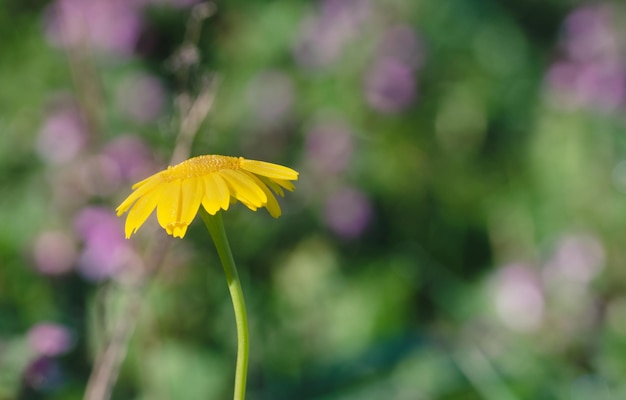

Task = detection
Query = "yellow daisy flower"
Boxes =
[116,155,298,239]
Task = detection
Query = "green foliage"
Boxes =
[1,0,626,398]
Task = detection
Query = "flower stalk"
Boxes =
[200,208,249,400]
[116,154,297,399]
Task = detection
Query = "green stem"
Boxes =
[200,209,249,400]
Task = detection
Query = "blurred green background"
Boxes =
[2,0,626,398]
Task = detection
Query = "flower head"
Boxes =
[116,155,298,238]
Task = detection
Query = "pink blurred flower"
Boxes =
[563,4,619,63]
[305,119,354,176]
[76,155,124,197]
[74,207,135,281]
[293,0,372,68]
[133,0,200,8]
[36,106,88,165]
[102,135,157,182]
[324,186,372,239]
[543,234,605,285]
[377,25,424,69]
[45,0,142,56]
[365,58,416,113]
[546,60,626,112]
[27,323,74,357]
[546,4,626,113]
[32,231,77,276]
[492,263,544,332]
[116,73,166,123]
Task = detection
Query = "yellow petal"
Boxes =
[245,172,281,218]
[179,177,203,228]
[261,177,285,197]
[238,198,259,211]
[171,224,188,238]
[124,185,163,238]
[116,174,163,215]
[240,159,299,180]
[272,179,296,192]
[202,173,230,214]
[156,179,182,235]
[118,155,298,238]
[131,170,162,190]
[220,169,267,208]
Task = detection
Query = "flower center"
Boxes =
[162,155,241,181]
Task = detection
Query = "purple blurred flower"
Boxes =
[133,0,200,8]
[377,25,424,69]
[324,186,372,239]
[576,62,626,110]
[102,135,156,182]
[32,231,77,276]
[23,357,64,392]
[27,323,74,357]
[294,0,371,68]
[547,61,579,94]
[36,106,87,165]
[543,234,605,285]
[546,60,626,112]
[365,58,416,113]
[75,155,125,197]
[246,70,295,127]
[563,4,619,63]
[168,0,200,7]
[546,4,626,113]
[74,207,134,281]
[116,73,166,123]
[492,263,544,332]
[45,0,142,56]
[305,119,354,176]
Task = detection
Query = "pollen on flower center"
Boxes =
[162,155,241,181]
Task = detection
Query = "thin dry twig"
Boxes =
[83,4,217,399]
[171,75,219,165]
[83,87,218,400]
[82,239,170,400]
